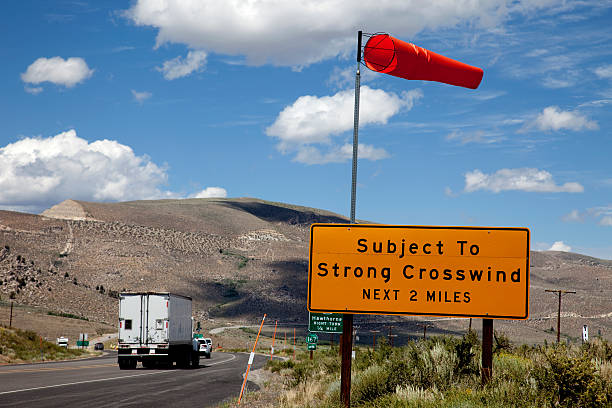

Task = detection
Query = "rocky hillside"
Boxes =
[1,198,610,344]
[1,198,346,326]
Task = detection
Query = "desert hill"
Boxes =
[1,198,610,344]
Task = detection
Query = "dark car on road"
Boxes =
[94,342,104,350]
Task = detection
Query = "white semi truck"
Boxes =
[118,292,198,369]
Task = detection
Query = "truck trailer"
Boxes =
[118,292,198,369]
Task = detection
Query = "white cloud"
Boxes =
[446,130,504,144]
[549,241,571,252]
[541,75,576,89]
[471,90,507,101]
[595,64,612,79]
[0,130,173,212]
[267,86,420,164]
[444,187,457,197]
[293,143,389,165]
[562,206,612,227]
[24,86,43,95]
[191,187,227,198]
[590,206,612,226]
[21,57,94,88]
[464,168,584,193]
[131,89,152,103]
[533,242,551,251]
[267,86,422,153]
[326,65,378,89]
[532,106,598,131]
[126,0,561,67]
[157,50,207,80]
[600,216,612,227]
[562,209,583,222]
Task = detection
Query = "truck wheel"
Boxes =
[177,352,190,369]
[119,358,135,370]
[118,358,128,370]
[191,353,199,368]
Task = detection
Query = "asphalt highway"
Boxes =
[0,351,268,407]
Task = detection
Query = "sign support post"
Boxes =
[481,319,493,384]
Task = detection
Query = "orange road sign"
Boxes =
[308,224,529,320]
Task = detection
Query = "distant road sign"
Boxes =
[309,312,344,333]
[308,224,529,319]
[306,333,318,344]
[307,343,317,351]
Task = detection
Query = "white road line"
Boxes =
[0,371,167,395]
[0,353,238,395]
[200,353,236,367]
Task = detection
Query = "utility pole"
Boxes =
[545,289,576,343]
[389,334,398,347]
[386,325,396,346]
[417,323,433,339]
[370,330,380,350]
[9,301,13,328]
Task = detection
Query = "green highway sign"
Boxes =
[306,333,318,344]
[76,340,89,347]
[308,343,317,351]
[309,312,343,333]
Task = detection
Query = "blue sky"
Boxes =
[1,1,611,259]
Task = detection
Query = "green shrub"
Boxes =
[0,327,85,362]
[533,345,611,407]
[582,338,612,363]
[493,330,512,354]
[273,336,612,408]
[351,364,389,405]
[455,331,479,376]
[323,354,340,374]
[266,358,294,373]
[47,311,89,321]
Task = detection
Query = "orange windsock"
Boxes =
[363,34,483,89]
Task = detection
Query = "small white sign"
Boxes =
[248,352,255,365]
[351,351,355,359]
[582,325,589,343]
[270,346,274,355]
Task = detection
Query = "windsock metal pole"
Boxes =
[238,314,266,405]
[341,30,362,408]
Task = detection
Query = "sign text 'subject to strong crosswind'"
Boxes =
[307,224,530,319]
